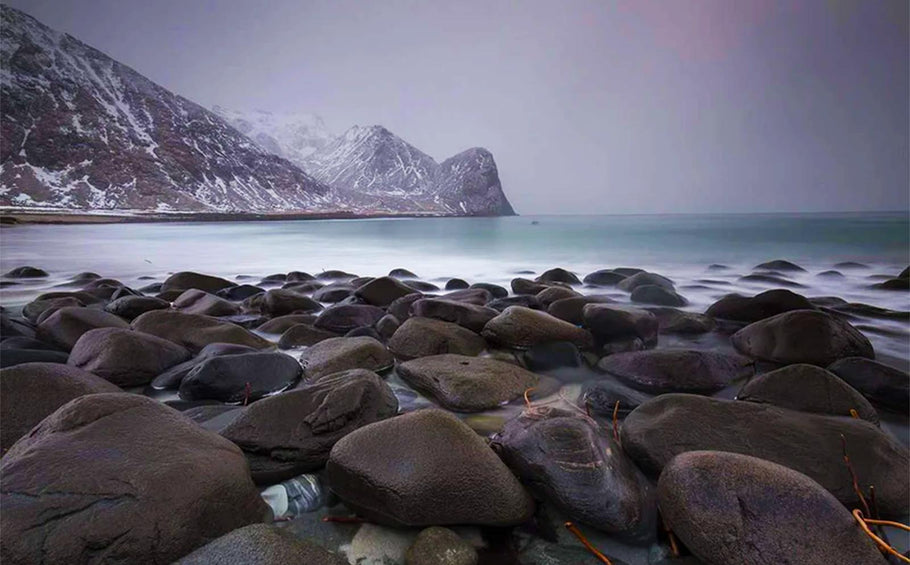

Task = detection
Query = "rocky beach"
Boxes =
[1,253,908,564]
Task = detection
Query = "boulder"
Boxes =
[220,369,398,484]
[179,351,302,403]
[488,295,543,312]
[0,394,267,564]
[389,317,486,360]
[397,354,539,412]
[412,298,499,333]
[754,259,807,272]
[875,277,910,290]
[388,293,425,322]
[511,277,552,295]
[104,295,170,320]
[536,267,582,285]
[482,306,594,350]
[582,304,658,344]
[443,288,493,305]
[535,286,580,307]
[132,310,272,352]
[404,280,440,292]
[705,289,814,323]
[659,451,884,565]
[312,283,355,303]
[376,314,400,341]
[827,357,909,413]
[174,289,241,317]
[731,309,874,366]
[644,307,714,334]
[617,272,674,292]
[620,394,910,516]
[260,289,323,316]
[151,343,259,390]
[287,271,315,282]
[301,336,393,379]
[0,348,69,368]
[255,314,318,334]
[23,296,84,323]
[68,327,191,387]
[522,341,585,372]
[445,278,470,290]
[36,306,129,351]
[313,304,385,334]
[326,409,535,527]
[3,265,48,278]
[491,409,655,538]
[406,527,478,565]
[547,295,615,325]
[277,324,338,349]
[175,524,347,565]
[216,284,265,301]
[580,380,651,418]
[582,269,627,286]
[597,350,753,394]
[0,362,121,453]
[355,276,415,307]
[161,271,235,293]
[630,285,687,307]
[389,268,418,279]
[469,282,508,298]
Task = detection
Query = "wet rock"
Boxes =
[492,409,655,538]
[833,261,868,270]
[287,271,316,282]
[0,362,121,453]
[0,336,63,352]
[535,285,581,307]
[630,284,687,306]
[282,280,324,293]
[36,306,129,351]
[0,394,267,564]
[151,343,259,390]
[582,304,658,344]
[174,289,242,317]
[546,295,615,325]
[754,259,807,272]
[301,336,393,379]
[389,268,418,279]
[104,295,170,320]
[738,364,878,423]
[68,327,191,387]
[644,307,714,334]
[389,317,486,360]
[346,326,384,340]
[617,272,674,292]
[899,266,910,279]
[511,277,552,295]
[4,265,48,278]
[313,304,386,334]
[388,292,425,322]
[326,409,535,527]
[397,354,539,412]
[161,271,235,294]
[738,273,805,288]
[536,268,581,285]
[827,357,909,413]
[23,296,84,323]
[874,277,910,290]
[597,350,752,394]
[355,276,416,307]
[582,269,628,286]
[260,289,323,316]
[580,379,651,418]
[732,309,874,366]
[216,284,265,301]
[817,270,845,278]
[175,523,347,565]
[403,280,440,292]
[620,393,910,516]
[255,314,318,334]
[0,311,35,339]
[488,295,543,312]
[0,348,70,367]
[376,314,400,341]
[469,282,508,298]
[659,451,885,565]
[705,289,815,322]
[406,527,478,565]
[600,337,645,356]
[482,306,594,350]
[523,341,585,372]
[444,288,493,305]
[132,310,272,352]
[221,369,397,483]
[179,351,301,403]
[412,297,499,333]
[445,278,470,290]
[278,324,339,349]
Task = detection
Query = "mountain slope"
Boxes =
[211,106,333,167]
[0,5,331,213]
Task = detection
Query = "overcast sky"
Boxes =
[8,0,909,214]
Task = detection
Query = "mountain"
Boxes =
[211,106,333,167]
[304,126,515,216]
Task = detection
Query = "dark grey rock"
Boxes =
[582,269,628,286]
[301,336,393,379]
[104,295,170,320]
[4,266,48,278]
[582,304,658,344]
[174,289,241,317]
[827,357,909,413]
[162,271,235,294]
[597,350,753,394]
[616,272,674,292]
[132,310,272,352]
[36,306,129,351]
[179,351,302,403]
[151,343,259,390]
[355,276,416,307]
[68,327,191,387]
[705,289,815,323]
[754,259,807,272]
[630,284,687,306]
[412,298,499,333]
[483,306,594,350]
[278,324,338,349]
[261,289,323,316]
[313,304,385,334]
[389,317,486,360]
[175,523,347,565]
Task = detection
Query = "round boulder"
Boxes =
[161,271,235,294]
[179,351,302,403]
[260,289,323,316]
[104,295,170,320]
[36,306,129,351]
[536,267,581,285]
[132,310,272,352]
[355,276,415,307]
[630,285,687,307]
[277,324,338,349]
[68,327,192,387]
[616,272,674,292]
[174,289,241,317]
[175,524,347,565]
[705,289,814,323]
[388,317,486,360]
[412,298,499,333]
[582,304,658,344]
[313,304,386,334]
[597,349,753,394]
[827,357,909,414]
[301,336,393,379]
[482,306,594,350]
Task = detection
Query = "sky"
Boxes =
[7,0,909,215]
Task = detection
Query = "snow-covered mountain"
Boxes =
[211,106,333,167]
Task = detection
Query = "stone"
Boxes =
[104,295,170,320]
[739,273,805,288]
[630,285,687,307]
[705,289,814,323]
[597,350,753,394]
[287,271,316,282]
[301,336,393,379]
[68,327,191,387]
[221,369,397,484]
[620,394,909,516]
[312,283,355,303]
[346,326,383,340]
[161,271,235,293]
[179,351,302,403]
[278,324,338,349]
[388,292,425,322]
[403,280,440,292]
[536,267,582,285]
[522,341,585,372]
[397,354,539,412]
[326,409,535,527]
[511,277,552,295]
[260,289,323,316]
[827,357,909,413]
[580,379,651,418]
[412,298,499,333]
[754,259,807,272]
[389,268,418,279]
[469,282,508,298]
[174,289,241,317]
[482,306,594,350]
[406,527,478,565]
[875,277,910,290]
[132,310,272,352]
[0,362,121,454]
[488,295,543,312]
[355,276,416,307]
[731,309,874,366]
[535,285,581,307]
[582,269,627,286]
[376,314,400,340]
[4,265,48,278]
[738,364,878,423]
[313,304,386,334]
[175,524,347,565]
[0,348,69,367]
[658,451,885,565]
[151,343,259,390]
[546,295,615,325]
[445,278,470,290]
[255,314,319,334]
[317,270,358,281]
[36,306,129,351]
[617,272,674,292]
[443,288,493,305]
[644,307,714,334]
[23,296,84,323]
[582,304,658,344]
[0,394,268,564]
[491,409,655,538]
[216,284,265,301]
[389,317,486,360]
